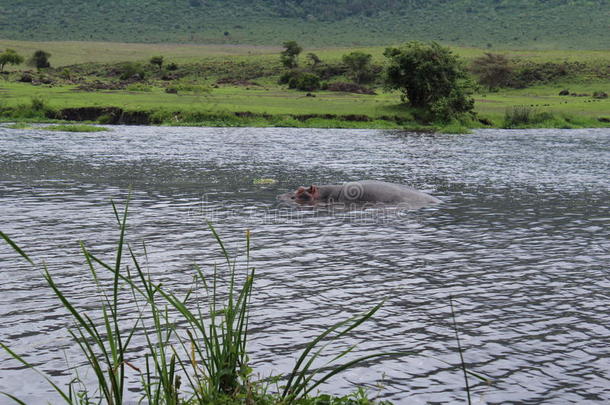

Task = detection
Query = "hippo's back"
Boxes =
[338,180,441,207]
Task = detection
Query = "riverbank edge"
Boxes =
[3,105,610,133]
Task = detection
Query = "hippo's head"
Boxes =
[293,185,321,203]
[276,185,322,204]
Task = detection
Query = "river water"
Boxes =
[0,126,608,404]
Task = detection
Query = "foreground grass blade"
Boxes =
[301,351,413,398]
[3,200,461,404]
[450,295,471,405]
[0,231,34,265]
[0,342,72,404]
[0,392,28,405]
[282,301,384,400]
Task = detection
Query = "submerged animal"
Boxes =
[278,180,441,209]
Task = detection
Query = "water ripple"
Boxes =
[0,126,609,403]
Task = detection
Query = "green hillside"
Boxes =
[0,0,608,49]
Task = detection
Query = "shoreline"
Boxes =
[2,106,610,133]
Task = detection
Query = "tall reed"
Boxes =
[1,200,425,404]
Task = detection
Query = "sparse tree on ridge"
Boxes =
[28,50,51,70]
[471,52,514,90]
[342,51,373,84]
[0,49,24,72]
[306,52,322,69]
[280,41,302,69]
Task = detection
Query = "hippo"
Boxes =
[278,180,441,209]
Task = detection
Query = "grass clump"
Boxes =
[2,96,55,119]
[125,82,153,92]
[0,200,423,404]
[41,124,110,132]
[503,106,557,128]
[5,122,34,129]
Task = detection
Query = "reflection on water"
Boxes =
[0,126,609,403]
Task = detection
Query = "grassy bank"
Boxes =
[1,82,608,131]
[1,41,608,131]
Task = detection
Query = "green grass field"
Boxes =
[1,40,609,130]
[2,39,610,68]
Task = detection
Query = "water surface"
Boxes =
[0,126,609,404]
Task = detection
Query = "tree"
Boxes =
[342,51,373,84]
[0,49,24,72]
[306,52,322,69]
[384,41,473,120]
[28,50,51,70]
[149,56,164,71]
[471,53,514,90]
[280,41,302,69]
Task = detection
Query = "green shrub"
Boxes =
[503,106,557,128]
[6,96,55,119]
[118,62,146,80]
[287,72,321,91]
[384,41,474,120]
[509,61,575,88]
[278,70,299,85]
[30,96,47,112]
[429,88,475,123]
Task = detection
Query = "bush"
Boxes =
[279,70,321,91]
[30,96,47,112]
[429,88,475,123]
[509,61,574,88]
[384,41,474,120]
[7,96,54,119]
[503,106,556,128]
[313,63,347,80]
[288,72,321,91]
[279,70,297,85]
[118,62,146,80]
[149,55,164,70]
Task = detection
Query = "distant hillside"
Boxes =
[0,0,608,49]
